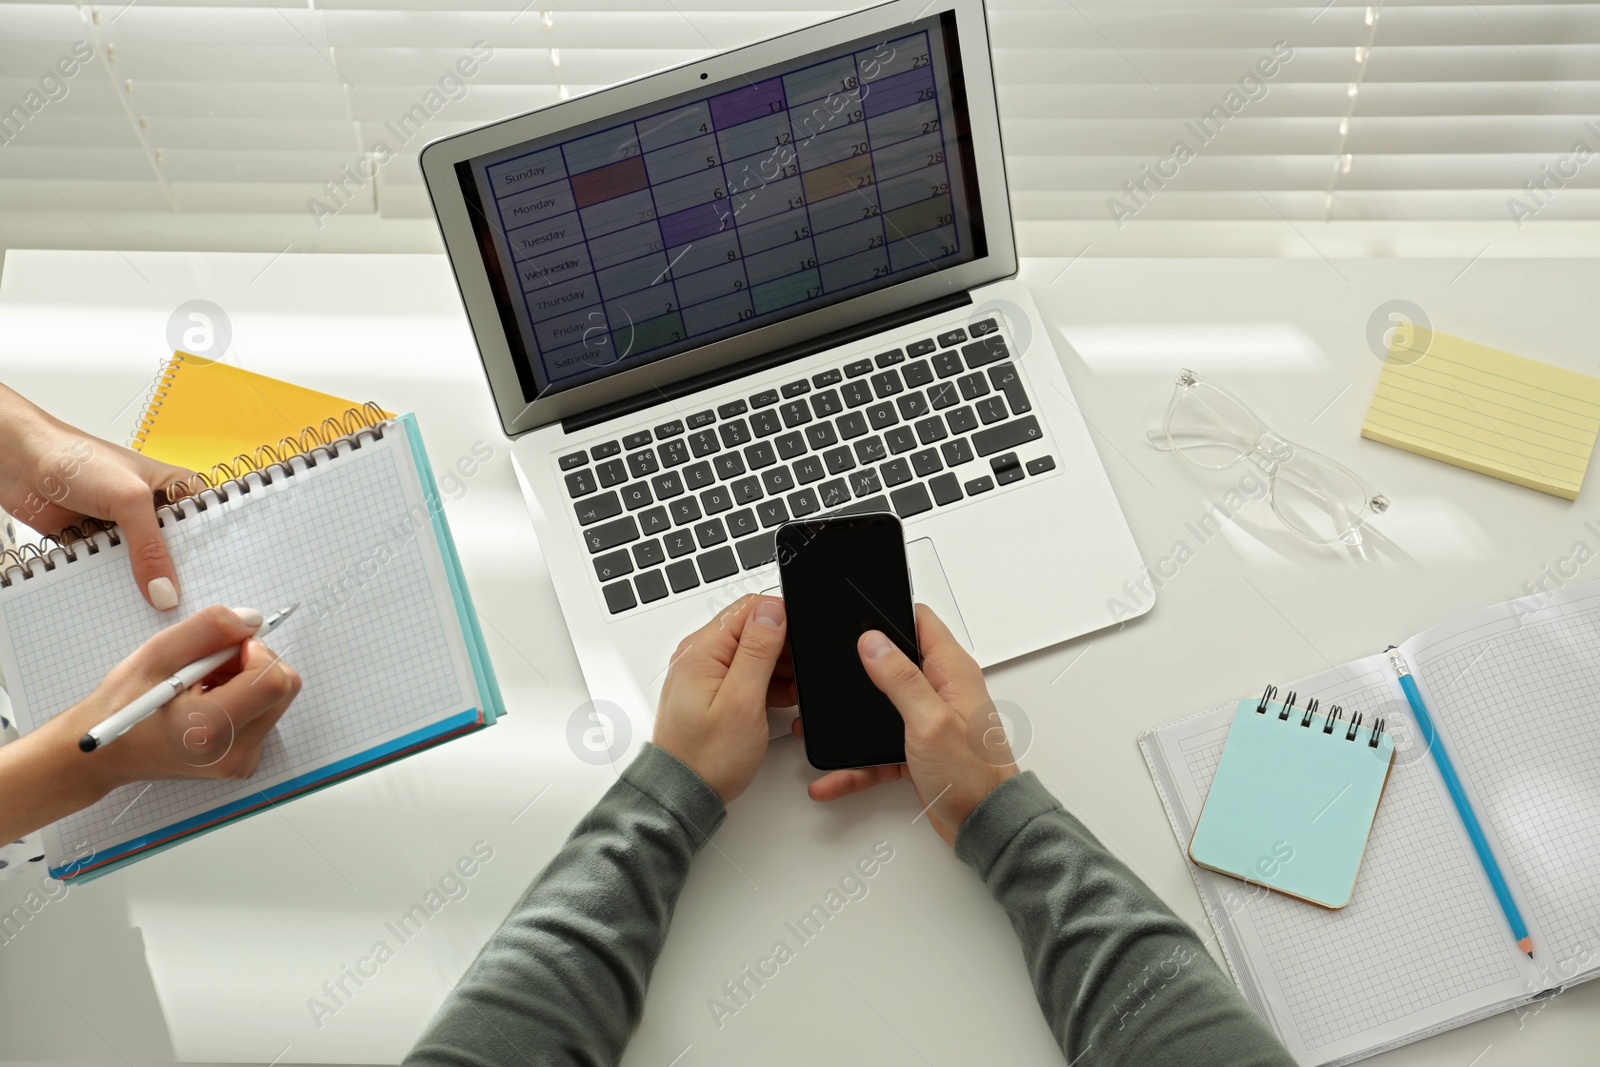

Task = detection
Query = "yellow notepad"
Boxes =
[131,352,391,474]
[1362,331,1600,500]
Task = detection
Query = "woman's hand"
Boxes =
[799,604,1018,846]
[0,383,194,610]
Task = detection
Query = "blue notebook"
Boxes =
[1189,690,1395,908]
[0,412,503,880]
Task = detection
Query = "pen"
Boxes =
[79,603,300,753]
[1386,646,1534,957]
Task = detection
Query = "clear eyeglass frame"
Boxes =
[1147,368,1389,546]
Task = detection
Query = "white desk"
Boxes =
[0,250,1595,1066]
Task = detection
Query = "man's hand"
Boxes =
[652,595,793,804]
[799,604,1017,846]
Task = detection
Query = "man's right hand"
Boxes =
[797,604,1018,846]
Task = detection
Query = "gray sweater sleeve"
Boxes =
[954,771,1296,1067]
[403,742,725,1067]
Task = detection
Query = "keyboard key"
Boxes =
[962,335,1010,368]
[683,460,715,490]
[891,482,933,518]
[782,379,811,398]
[988,363,1032,415]
[915,416,948,445]
[623,430,653,450]
[1026,455,1057,476]
[756,498,789,528]
[584,516,639,553]
[911,448,943,478]
[602,579,637,614]
[687,409,716,429]
[806,422,838,450]
[854,435,887,463]
[812,369,843,387]
[737,531,779,569]
[714,453,746,479]
[780,400,812,427]
[824,446,856,474]
[958,373,990,401]
[928,382,959,410]
[881,457,913,487]
[969,318,999,337]
[666,559,701,593]
[717,399,748,419]
[626,450,658,478]
[811,389,843,417]
[564,469,597,498]
[976,396,1008,425]
[902,360,934,388]
[744,442,777,469]
[842,380,873,408]
[688,429,720,457]
[838,412,869,439]
[633,539,666,569]
[695,518,728,547]
[818,478,851,508]
[699,546,739,581]
[596,458,628,487]
[930,472,963,506]
[870,370,903,398]
[651,471,684,499]
[639,507,670,535]
[750,409,782,437]
[762,466,795,494]
[885,426,918,454]
[591,440,621,459]
[731,476,763,505]
[973,416,1042,455]
[788,487,821,516]
[907,338,937,357]
[559,450,587,470]
[719,419,752,447]
[635,569,669,603]
[875,349,904,367]
[933,351,964,378]
[794,456,825,483]
[664,528,696,558]
[938,328,968,348]
[575,492,622,526]
[750,388,780,408]
[701,485,733,514]
[827,494,890,517]
[655,419,684,439]
[726,508,759,538]
[621,482,653,510]
[996,461,1025,486]
[942,438,975,466]
[850,469,882,496]
[776,431,807,460]
[965,475,995,495]
[845,358,874,377]
[669,497,701,526]
[947,406,978,435]
[867,402,898,431]
[897,393,929,420]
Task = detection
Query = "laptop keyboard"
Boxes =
[558,318,1057,614]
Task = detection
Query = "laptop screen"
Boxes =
[456,12,985,402]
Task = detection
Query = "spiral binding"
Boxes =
[1,402,389,589]
[128,351,188,452]
[1254,683,1387,747]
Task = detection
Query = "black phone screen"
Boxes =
[777,514,918,769]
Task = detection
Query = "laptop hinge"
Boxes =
[562,290,973,433]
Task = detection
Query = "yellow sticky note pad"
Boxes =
[1362,332,1600,500]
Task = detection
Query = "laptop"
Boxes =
[421,0,1149,732]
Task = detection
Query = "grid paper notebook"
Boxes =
[1140,579,1600,1066]
[0,413,502,880]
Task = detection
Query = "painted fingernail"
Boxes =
[861,630,893,660]
[148,577,178,610]
[755,599,785,628]
[231,607,264,629]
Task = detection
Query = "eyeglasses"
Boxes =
[1147,369,1389,546]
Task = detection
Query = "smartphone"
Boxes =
[776,513,918,770]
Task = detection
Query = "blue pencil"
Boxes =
[1387,648,1534,957]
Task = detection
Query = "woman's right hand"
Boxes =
[797,604,1018,846]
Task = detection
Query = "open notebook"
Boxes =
[1140,580,1600,1066]
[0,412,502,880]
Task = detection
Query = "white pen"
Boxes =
[79,603,299,753]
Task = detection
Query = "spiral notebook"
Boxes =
[0,411,503,880]
[1140,580,1600,1066]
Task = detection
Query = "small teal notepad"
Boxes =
[1190,694,1396,908]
